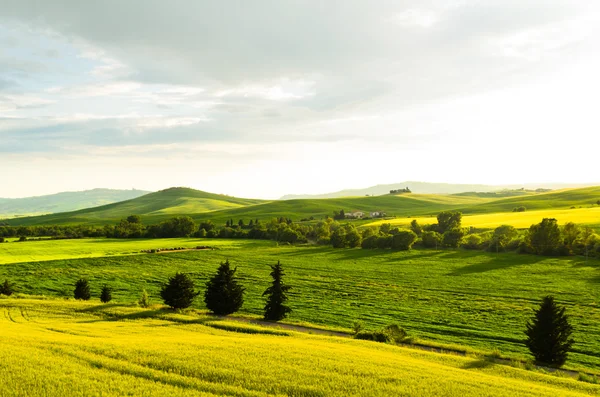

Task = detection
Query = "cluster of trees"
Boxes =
[69,261,292,321]
[390,188,411,194]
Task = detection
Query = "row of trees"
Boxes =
[71,261,292,321]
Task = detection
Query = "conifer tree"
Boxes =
[0,279,14,296]
[263,261,291,321]
[74,278,91,300]
[525,296,574,367]
[161,273,197,309]
[100,285,112,303]
[204,260,245,315]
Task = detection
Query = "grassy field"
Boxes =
[0,238,265,265]
[365,207,600,229]
[1,238,599,371]
[1,299,599,397]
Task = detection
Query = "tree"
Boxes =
[74,279,91,300]
[528,218,562,255]
[330,227,347,248]
[204,260,245,315]
[436,211,462,234]
[410,220,422,236]
[525,296,574,367]
[492,225,518,251]
[100,285,112,303]
[263,261,292,321]
[391,230,417,250]
[0,279,14,296]
[126,215,142,224]
[161,273,197,309]
[442,228,464,248]
[344,225,362,248]
[139,289,150,308]
[562,222,581,250]
[158,216,197,238]
[421,231,441,248]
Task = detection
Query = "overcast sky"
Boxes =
[1,1,599,199]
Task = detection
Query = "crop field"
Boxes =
[0,238,265,265]
[1,239,600,371]
[365,207,600,230]
[0,299,599,397]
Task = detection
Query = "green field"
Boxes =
[1,238,599,371]
[2,299,598,396]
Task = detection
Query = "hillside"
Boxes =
[2,187,264,226]
[0,188,150,217]
[281,181,594,199]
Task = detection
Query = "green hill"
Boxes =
[0,188,150,217]
[2,188,264,226]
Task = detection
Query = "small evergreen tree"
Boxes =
[204,260,245,315]
[100,285,112,303]
[74,278,91,300]
[263,261,292,321]
[525,296,574,367]
[161,273,197,309]
[139,289,150,308]
[0,279,14,296]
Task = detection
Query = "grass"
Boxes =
[0,238,272,265]
[365,206,600,229]
[1,239,599,371]
[1,299,599,396]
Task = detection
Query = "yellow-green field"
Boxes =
[366,207,600,229]
[0,238,270,265]
[1,299,599,397]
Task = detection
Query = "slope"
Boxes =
[2,187,264,226]
[0,188,150,217]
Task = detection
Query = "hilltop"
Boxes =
[0,188,150,217]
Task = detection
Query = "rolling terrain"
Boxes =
[0,188,150,217]
[3,186,600,229]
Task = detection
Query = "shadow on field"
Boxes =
[447,254,545,276]
[461,359,496,370]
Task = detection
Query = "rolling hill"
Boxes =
[3,186,599,228]
[0,188,150,217]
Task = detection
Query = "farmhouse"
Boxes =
[370,211,386,218]
[345,211,365,219]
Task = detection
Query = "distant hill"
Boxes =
[0,189,150,217]
[281,181,595,199]
[2,187,265,226]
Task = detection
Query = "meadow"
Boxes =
[1,298,599,397]
[365,207,600,230]
[1,238,599,372]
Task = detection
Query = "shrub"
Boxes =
[391,230,417,250]
[513,206,526,212]
[442,228,464,248]
[161,273,197,309]
[204,260,245,315]
[18,236,27,242]
[528,218,562,255]
[361,235,378,249]
[354,331,390,343]
[97,285,112,303]
[462,234,482,250]
[352,321,364,335]
[0,279,14,296]
[383,324,408,344]
[74,279,91,300]
[525,296,574,367]
[139,289,150,308]
[421,231,441,248]
[0,237,4,243]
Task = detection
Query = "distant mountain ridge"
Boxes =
[280,181,596,200]
[0,188,151,217]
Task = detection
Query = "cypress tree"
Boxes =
[263,261,291,321]
[100,285,112,303]
[161,273,197,309]
[204,260,245,315]
[525,296,574,367]
[74,278,91,300]
[0,279,14,296]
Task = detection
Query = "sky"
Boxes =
[1,0,599,199]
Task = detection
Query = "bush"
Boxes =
[0,237,4,243]
[361,235,378,249]
[204,260,245,315]
[421,231,441,248]
[100,285,112,303]
[139,289,150,308]
[74,279,91,300]
[18,236,27,242]
[0,279,14,296]
[442,228,464,248]
[161,273,197,309]
[354,331,390,343]
[462,234,483,250]
[391,230,417,250]
[383,324,408,344]
[513,206,526,212]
